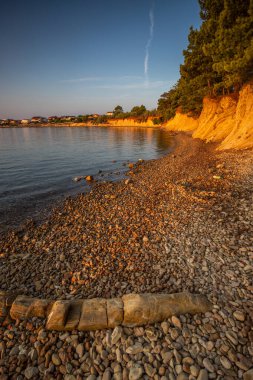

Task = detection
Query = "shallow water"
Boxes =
[0,126,173,231]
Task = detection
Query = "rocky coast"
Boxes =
[0,134,252,379]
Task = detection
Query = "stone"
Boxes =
[203,358,214,372]
[24,367,39,379]
[86,175,94,181]
[51,353,61,366]
[144,363,156,377]
[161,321,169,334]
[176,373,189,380]
[126,343,143,355]
[28,349,38,361]
[46,300,70,330]
[197,369,208,380]
[244,369,253,380]
[76,343,84,358]
[172,315,182,329]
[190,365,199,377]
[162,351,173,364]
[9,346,19,356]
[220,356,232,369]
[225,331,238,345]
[129,364,143,380]
[122,293,212,327]
[111,326,123,345]
[233,310,245,321]
[102,370,112,380]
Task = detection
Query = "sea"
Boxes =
[0,126,173,232]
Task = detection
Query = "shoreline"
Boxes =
[0,133,252,378]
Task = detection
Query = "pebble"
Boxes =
[24,367,39,379]
[111,326,123,345]
[129,364,143,380]
[76,343,84,358]
[51,353,61,366]
[233,310,245,321]
[203,358,214,372]
[220,356,232,369]
[172,316,182,329]
[0,136,252,380]
[197,369,208,380]
[126,343,143,355]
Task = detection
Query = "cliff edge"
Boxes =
[165,83,253,150]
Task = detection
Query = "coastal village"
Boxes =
[0,113,112,126]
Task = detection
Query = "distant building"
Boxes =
[60,116,76,121]
[21,119,30,124]
[31,116,48,123]
[48,116,58,121]
[106,112,114,116]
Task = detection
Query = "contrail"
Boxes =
[144,2,155,86]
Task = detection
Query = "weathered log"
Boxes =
[46,301,69,330]
[107,298,124,328]
[3,290,212,331]
[78,298,107,331]
[10,295,51,320]
[0,291,21,317]
[64,300,83,331]
[122,293,212,327]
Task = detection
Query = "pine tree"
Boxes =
[157,0,253,120]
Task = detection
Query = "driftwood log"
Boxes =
[0,292,212,331]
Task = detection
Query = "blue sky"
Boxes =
[0,0,201,119]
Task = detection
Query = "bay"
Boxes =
[0,126,173,231]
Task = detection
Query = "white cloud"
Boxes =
[144,2,155,85]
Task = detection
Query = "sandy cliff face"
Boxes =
[164,111,198,131]
[165,83,253,150]
[218,84,253,150]
[193,96,237,143]
[107,117,155,127]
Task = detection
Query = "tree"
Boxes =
[113,105,124,115]
[130,105,147,116]
[157,0,253,120]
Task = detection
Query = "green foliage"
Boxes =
[158,0,253,120]
[130,105,147,116]
[113,105,124,116]
[76,115,89,122]
[92,115,108,124]
[152,117,163,125]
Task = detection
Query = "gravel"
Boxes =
[0,133,252,379]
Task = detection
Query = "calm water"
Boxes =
[0,126,172,231]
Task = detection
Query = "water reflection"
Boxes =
[0,126,172,230]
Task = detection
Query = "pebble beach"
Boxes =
[0,133,252,379]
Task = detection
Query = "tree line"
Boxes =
[157,0,253,120]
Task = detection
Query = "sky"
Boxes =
[0,0,201,119]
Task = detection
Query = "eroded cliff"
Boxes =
[165,83,253,150]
